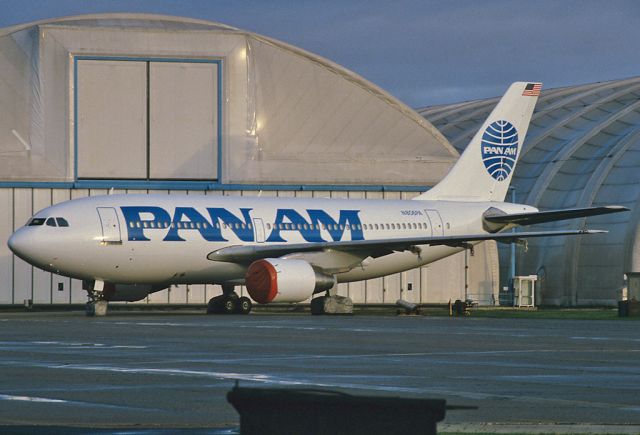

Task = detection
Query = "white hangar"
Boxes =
[0,13,500,308]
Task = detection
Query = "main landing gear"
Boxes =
[207,285,252,315]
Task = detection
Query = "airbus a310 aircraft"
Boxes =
[7,82,627,315]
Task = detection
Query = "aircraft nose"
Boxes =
[8,228,34,261]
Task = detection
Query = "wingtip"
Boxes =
[582,229,608,234]
[605,205,630,212]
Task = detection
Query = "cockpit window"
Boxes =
[46,217,57,227]
[27,218,46,226]
[56,217,69,227]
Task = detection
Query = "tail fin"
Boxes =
[416,82,541,202]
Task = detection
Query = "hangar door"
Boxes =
[76,59,219,180]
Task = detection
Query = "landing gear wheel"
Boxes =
[223,297,237,314]
[86,300,108,317]
[207,287,251,315]
[236,296,252,314]
[207,295,225,314]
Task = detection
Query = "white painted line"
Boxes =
[0,394,67,403]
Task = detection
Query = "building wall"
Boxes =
[0,187,499,306]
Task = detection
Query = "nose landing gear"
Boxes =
[85,280,109,317]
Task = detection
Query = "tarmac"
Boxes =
[0,310,639,434]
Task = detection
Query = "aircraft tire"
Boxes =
[206,295,226,314]
[223,297,237,314]
[236,296,252,315]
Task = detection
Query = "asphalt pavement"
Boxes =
[0,311,639,433]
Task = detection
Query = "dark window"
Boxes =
[56,217,70,227]
[46,218,57,227]
[28,218,46,226]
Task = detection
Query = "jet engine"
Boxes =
[245,258,335,304]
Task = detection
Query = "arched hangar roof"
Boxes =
[420,78,640,305]
[0,13,457,186]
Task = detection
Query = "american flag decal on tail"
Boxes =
[522,83,542,96]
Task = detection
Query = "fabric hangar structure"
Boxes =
[0,13,503,308]
[420,78,640,306]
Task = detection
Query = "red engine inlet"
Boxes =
[245,258,336,304]
[245,259,278,304]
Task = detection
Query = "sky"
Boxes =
[1,0,639,107]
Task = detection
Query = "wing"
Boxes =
[207,229,605,265]
[484,205,628,226]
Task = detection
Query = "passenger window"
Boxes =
[56,217,69,227]
[46,217,57,227]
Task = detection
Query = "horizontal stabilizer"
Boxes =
[484,205,629,226]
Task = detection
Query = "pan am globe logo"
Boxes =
[481,120,519,181]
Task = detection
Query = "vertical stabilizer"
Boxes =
[415,82,541,202]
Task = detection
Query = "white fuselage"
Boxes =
[8,194,535,287]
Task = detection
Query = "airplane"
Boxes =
[7,82,628,316]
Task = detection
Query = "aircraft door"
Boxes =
[425,210,444,236]
[97,207,122,243]
[253,218,265,243]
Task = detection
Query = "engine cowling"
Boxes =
[245,259,335,304]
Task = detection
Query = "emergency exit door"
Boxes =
[425,210,444,236]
